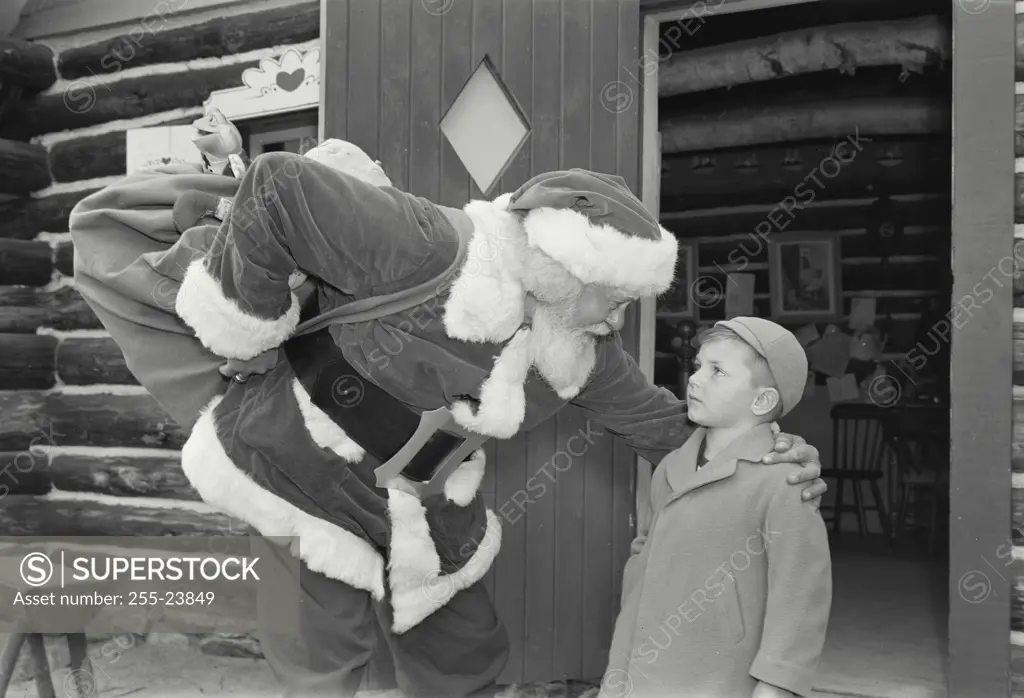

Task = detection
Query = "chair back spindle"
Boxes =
[831,404,889,474]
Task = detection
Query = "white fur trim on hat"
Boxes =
[442,193,528,344]
[176,258,300,361]
[386,487,502,634]
[182,396,385,600]
[522,207,678,296]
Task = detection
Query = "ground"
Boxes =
[2,632,603,698]
[3,534,946,697]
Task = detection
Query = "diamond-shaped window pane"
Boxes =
[441,58,530,194]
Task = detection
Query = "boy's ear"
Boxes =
[751,388,780,417]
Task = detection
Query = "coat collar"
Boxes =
[664,423,776,498]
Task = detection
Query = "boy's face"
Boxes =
[686,338,766,428]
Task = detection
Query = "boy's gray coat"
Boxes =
[604,424,832,698]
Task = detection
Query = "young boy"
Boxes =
[601,317,832,698]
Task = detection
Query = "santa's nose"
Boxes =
[606,308,625,331]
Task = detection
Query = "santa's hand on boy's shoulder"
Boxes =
[763,425,819,464]
[761,424,826,511]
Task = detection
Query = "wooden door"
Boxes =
[321,0,642,683]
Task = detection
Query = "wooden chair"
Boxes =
[821,404,893,541]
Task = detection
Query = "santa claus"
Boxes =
[70,121,826,698]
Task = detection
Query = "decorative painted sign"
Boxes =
[202,46,321,122]
[125,125,204,175]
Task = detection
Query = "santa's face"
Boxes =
[563,284,636,336]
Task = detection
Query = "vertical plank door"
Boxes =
[320,0,643,684]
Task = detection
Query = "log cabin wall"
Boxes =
[1012,1,1024,685]
[649,0,952,535]
[0,0,318,654]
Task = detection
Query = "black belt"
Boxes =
[283,327,466,483]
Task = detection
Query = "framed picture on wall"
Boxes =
[656,239,697,318]
[768,232,842,322]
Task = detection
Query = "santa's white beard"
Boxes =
[449,300,600,439]
[527,301,598,400]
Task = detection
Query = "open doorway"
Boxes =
[639,1,952,695]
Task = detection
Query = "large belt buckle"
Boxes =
[373,407,488,499]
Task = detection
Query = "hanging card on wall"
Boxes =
[849,297,877,330]
[850,331,884,361]
[794,324,820,347]
[808,326,852,377]
[725,273,755,318]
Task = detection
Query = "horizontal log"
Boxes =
[696,229,949,265]
[0,495,253,537]
[0,238,53,286]
[662,196,948,238]
[1017,95,1024,157]
[661,137,949,209]
[659,15,948,97]
[1016,321,1024,385]
[0,139,51,195]
[0,38,57,91]
[679,295,935,326]
[59,1,319,79]
[1013,173,1024,224]
[661,96,948,154]
[0,286,101,332]
[1016,488,1024,544]
[1014,583,1024,633]
[677,260,943,298]
[1018,241,1024,300]
[50,451,197,500]
[0,188,100,240]
[4,61,260,141]
[1016,400,1024,473]
[0,450,198,500]
[0,391,185,450]
[54,239,74,276]
[1017,13,1024,81]
[49,130,127,184]
[0,333,56,390]
[0,451,50,495]
[48,115,195,183]
[57,336,137,385]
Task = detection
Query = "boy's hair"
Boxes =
[695,325,784,422]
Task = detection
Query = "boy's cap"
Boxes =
[713,317,809,418]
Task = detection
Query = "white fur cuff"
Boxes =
[444,450,486,506]
[176,258,300,361]
[386,488,502,634]
[182,397,386,600]
[523,207,679,296]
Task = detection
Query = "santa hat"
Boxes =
[507,169,678,297]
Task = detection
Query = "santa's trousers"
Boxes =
[257,542,509,698]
